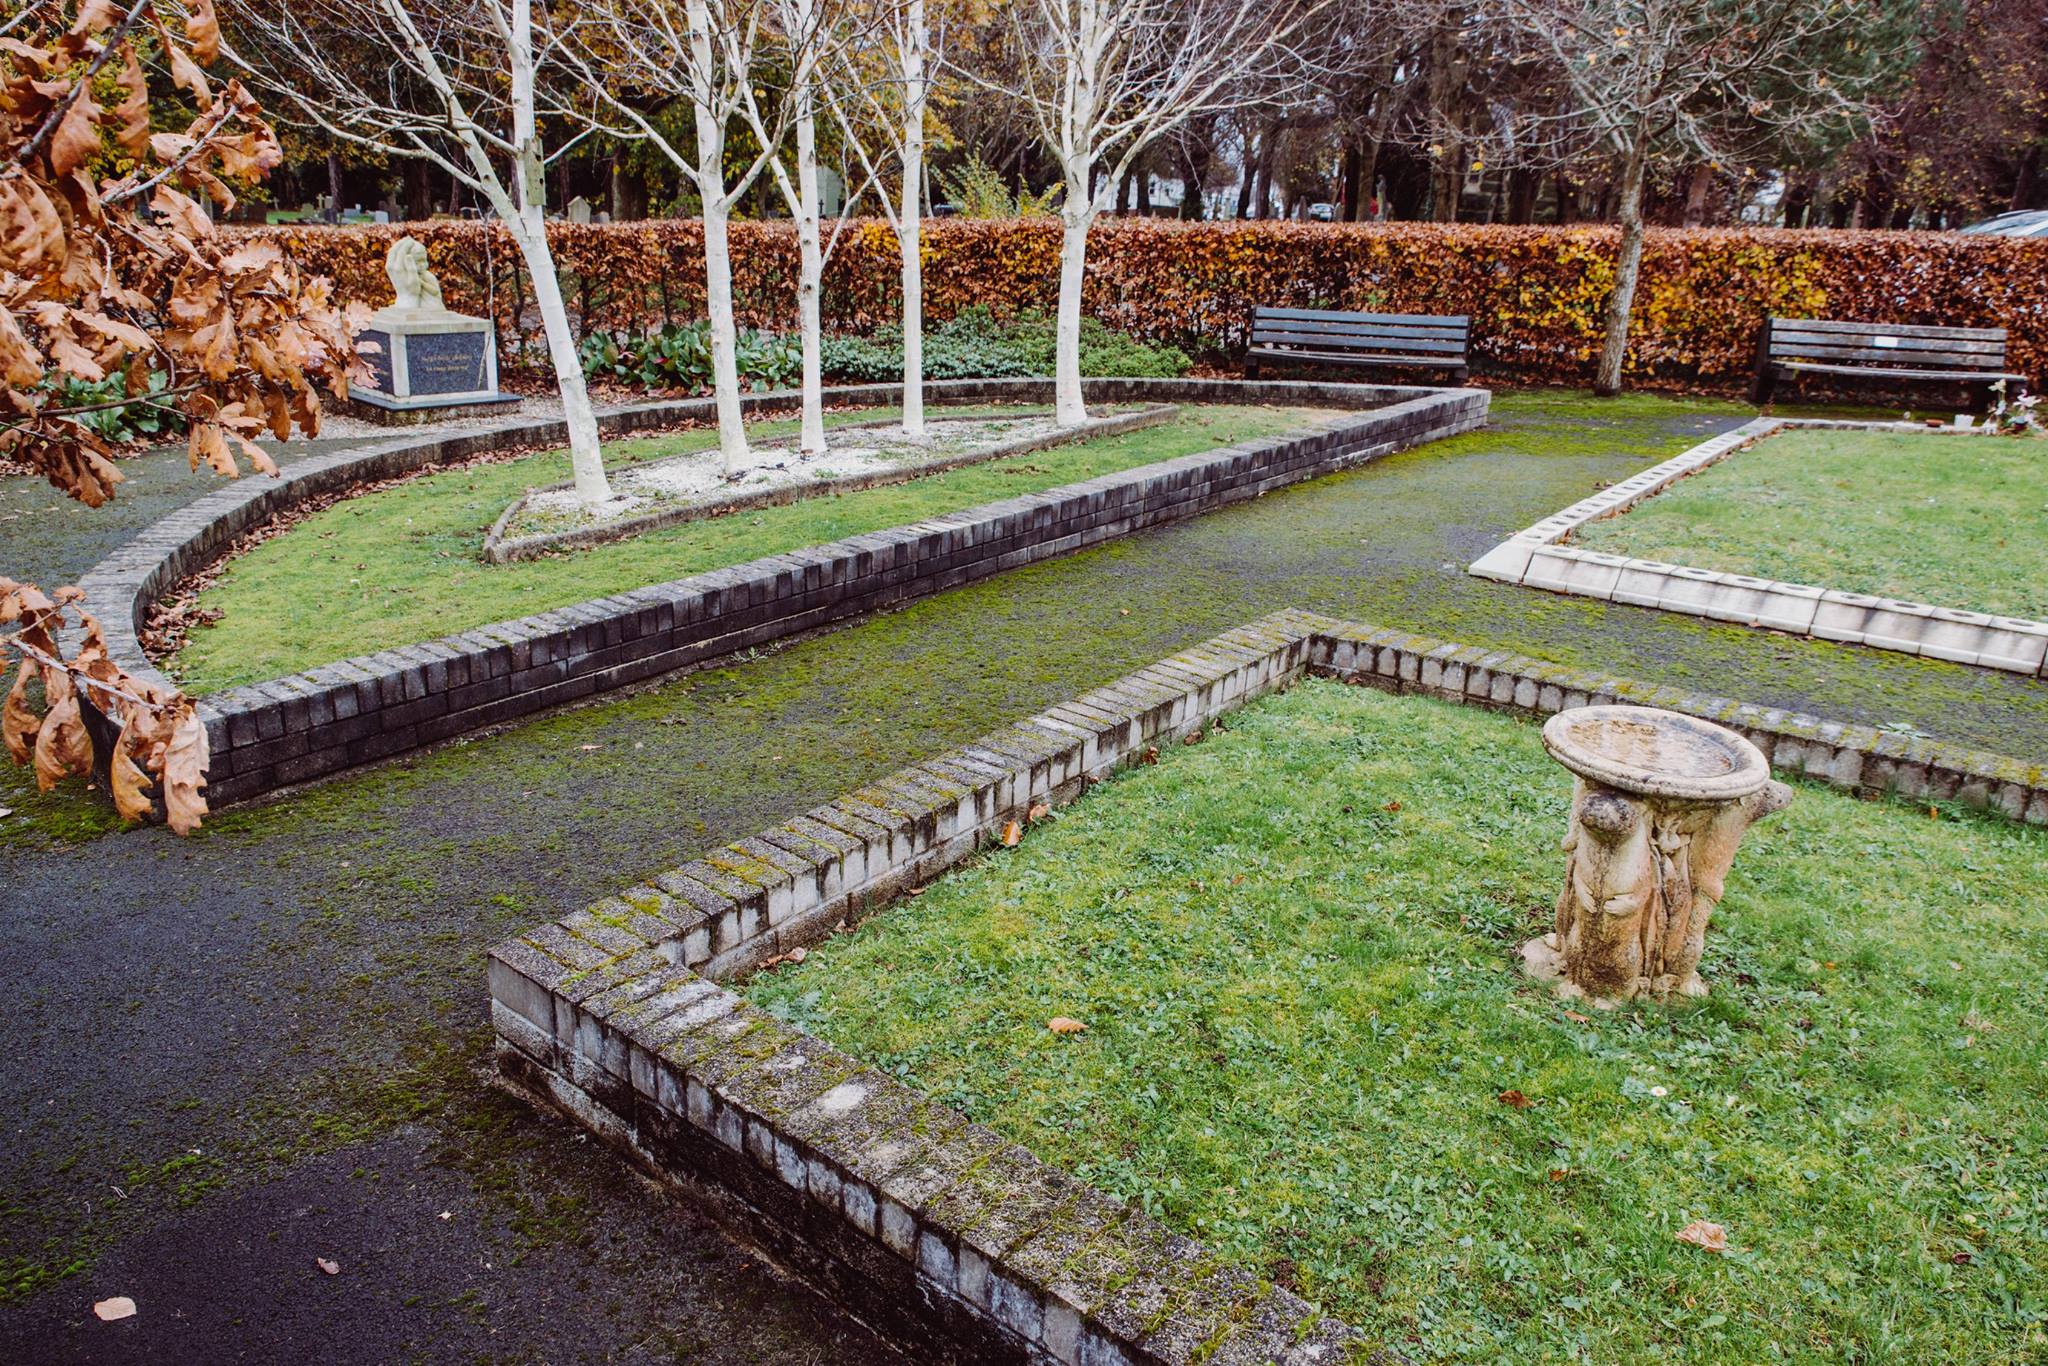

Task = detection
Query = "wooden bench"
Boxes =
[1244,307,1470,383]
[1752,317,2029,409]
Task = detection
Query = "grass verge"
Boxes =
[747,679,2048,1363]
[1573,427,2048,619]
[168,403,1334,694]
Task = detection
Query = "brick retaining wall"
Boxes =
[74,378,1486,805]
[486,609,2045,1366]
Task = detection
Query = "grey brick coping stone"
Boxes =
[1468,417,2048,677]
[486,609,2045,1365]
[72,376,1488,807]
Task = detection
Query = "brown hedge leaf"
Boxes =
[161,703,209,834]
[31,692,91,790]
[184,0,221,64]
[3,660,40,764]
[48,85,101,178]
[110,732,155,823]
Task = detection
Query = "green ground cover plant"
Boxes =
[819,305,1193,382]
[748,680,2048,1364]
[577,307,1188,396]
[1574,428,2048,619]
[167,403,1327,693]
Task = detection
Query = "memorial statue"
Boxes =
[349,235,512,422]
[1521,707,1790,1005]
[384,236,446,315]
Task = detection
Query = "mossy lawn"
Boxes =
[169,403,1334,694]
[1574,428,2048,619]
[748,680,2048,1363]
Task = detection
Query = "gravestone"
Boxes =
[566,195,593,224]
[348,236,519,425]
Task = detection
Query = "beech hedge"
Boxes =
[258,219,2048,392]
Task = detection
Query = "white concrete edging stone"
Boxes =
[1468,417,2048,676]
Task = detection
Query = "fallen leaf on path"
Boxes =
[1675,1220,1727,1253]
[1001,820,1022,847]
[316,1257,340,1276]
[1047,1017,1087,1035]
[786,946,806,964]
[1027,802,1050,822]
[1497,1089,1533,1109]
[1564,1010,1593,1024]
[93,1296,137,1321]
[579,744,601,752]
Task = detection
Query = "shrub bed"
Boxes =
[575,305,1191,395]
[256,219,2048,392]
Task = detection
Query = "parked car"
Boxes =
[1957,209,2048,238]
[1306,202,1335,221]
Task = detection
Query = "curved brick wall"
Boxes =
[74,378,1489,805]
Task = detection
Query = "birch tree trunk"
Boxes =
[1594,140,1648,398]
[1054,166,1093,426]
[686,0,750,472]
[899,0,928,438]
[700,191,751,470]
[793,91,826,456]
[504,0,610,504]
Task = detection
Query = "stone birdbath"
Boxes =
[1520,706,1790,1006]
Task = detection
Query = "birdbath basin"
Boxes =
[1521,706,1790,1005]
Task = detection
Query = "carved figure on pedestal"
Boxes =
[384,237,446,314]
[1521,706,1790,1005]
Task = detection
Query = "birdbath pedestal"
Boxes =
[1521,706,1790,1006]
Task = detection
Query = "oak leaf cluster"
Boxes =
[2,0,363,508]
[2,578,207,833]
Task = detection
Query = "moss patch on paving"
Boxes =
[748,679,2048,1364]
[167,403,1334,694]
[1575,427,2048,619]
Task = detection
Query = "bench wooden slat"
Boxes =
[1770,324,2005,346]
[1773,345,2011,368]
[1252,317,1469,342]
[1777,361,2029,382]
[1770,330,2008,356]
[1247,346,1467,370]
[1770,337,2008,363]
[1768,318,2006,343]
[1255,306,1471,328]
[1252,328,1467,356]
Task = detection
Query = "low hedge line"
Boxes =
[259,219,2048,391]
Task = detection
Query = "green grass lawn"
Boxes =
[747,680,2048,1364]
[168,404,1333,694]
[1574,428,2048,619]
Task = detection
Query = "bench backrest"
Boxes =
[1765,317,2009,372]
[1251,306,1470,360]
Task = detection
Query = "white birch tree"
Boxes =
[225,0,615,505]
[962,0,1329,425]
[739,0,891,455]
[550,0,822,474]
[820,0,932,438]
